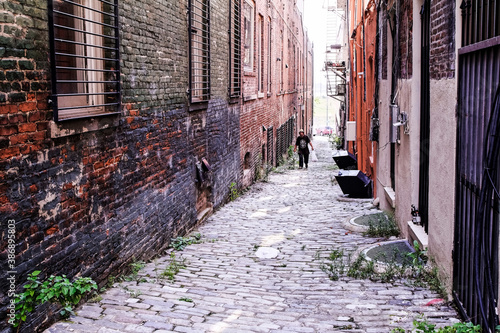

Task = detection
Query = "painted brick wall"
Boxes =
[430,0,455,80]
[0,0,240,331]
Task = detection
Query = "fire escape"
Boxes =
[324,0,347,140]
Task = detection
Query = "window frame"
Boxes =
[189,0,211,103]
[243,0,254,72]
[229,0,241,98]
[48,0,121,122]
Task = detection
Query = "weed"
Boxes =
[391,315,483,332]
[12,271,97,327]
[160,252,186,281]
[363,212,400,238]
[122,286,142,298]
[301,244,306,250]
[320,249,347,281]
[406,240,428,276]
[229,182,239,201]
[122,260,146,282]
[170,233,202,251]
[88,295,103,303]
[179,297,193,302]
[346,252,376,279]
[317,244,446,295]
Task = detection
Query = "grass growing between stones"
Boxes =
[159,252,187,281]
[359,212,400,238]
[317,243,447,298]
[391,314,483,332]
[170,233,203,251]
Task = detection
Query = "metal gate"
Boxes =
[275,117,295,166]
[454,0,500,330]
[267,126,274,167]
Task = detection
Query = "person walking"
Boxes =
[294,129,314,169]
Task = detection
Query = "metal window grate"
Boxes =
[229,0,241,97]
[48,0,121,121]
[461,0,500,46]
[189,0,210,102]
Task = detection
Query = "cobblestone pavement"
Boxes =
[46,136,459,333]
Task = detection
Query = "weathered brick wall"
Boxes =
[398,0,413,79]
[240,0,313,185]
[0,0,240,331]
[430,0,455,79]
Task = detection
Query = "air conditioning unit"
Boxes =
[337,84,346,95]
[345,121,356,141]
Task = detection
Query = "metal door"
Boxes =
[454,0,500,330]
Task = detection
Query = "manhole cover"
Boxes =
[364,240,413,265]
[255,247,280,259]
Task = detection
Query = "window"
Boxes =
[257,14,264,92]
[189,0,210,102]
[267,17,271,94]
[243,0,254,71]
[48,0,120,121]
[229,0,241,97]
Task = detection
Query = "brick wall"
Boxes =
[430,0,455,79]
[0,0,240,331]
[239,0,313,186]
[398,0,413,79]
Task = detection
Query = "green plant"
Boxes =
[407,240,428,275]
[160,252,186,281]
[13,271,97,327]
[392,315,483,332]
[346,253,376,279]
[229,182,239,201]
[170,233,202,251]
[319,249,347,281]
[122,260,146,282]
[363,212,400,238]
[179,297,193,302]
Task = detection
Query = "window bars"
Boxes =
[229,0,241,97]
[48,0,121,121]
[189,0,210,102]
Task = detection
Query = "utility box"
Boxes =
[345,121,356,141]
[390,104,399,143]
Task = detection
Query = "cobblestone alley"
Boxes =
[46,136,459,333]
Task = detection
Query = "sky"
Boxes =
[302,0,329,96]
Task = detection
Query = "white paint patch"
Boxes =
[255,247,280,259]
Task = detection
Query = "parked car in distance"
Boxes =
[315,126,334,136]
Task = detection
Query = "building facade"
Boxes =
[348,0,500,329]
[0,0,312,330]
[239,0,313,187]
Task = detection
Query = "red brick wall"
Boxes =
[430,0,456,79]
[398,0,413,79]
[240,0,313,184]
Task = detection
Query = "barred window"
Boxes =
[257,14,264,93]
[229,0,241,97]
[267,17,271,94]
[243,0,254,72]
[189,0,210,102]
[48,0,120,121]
